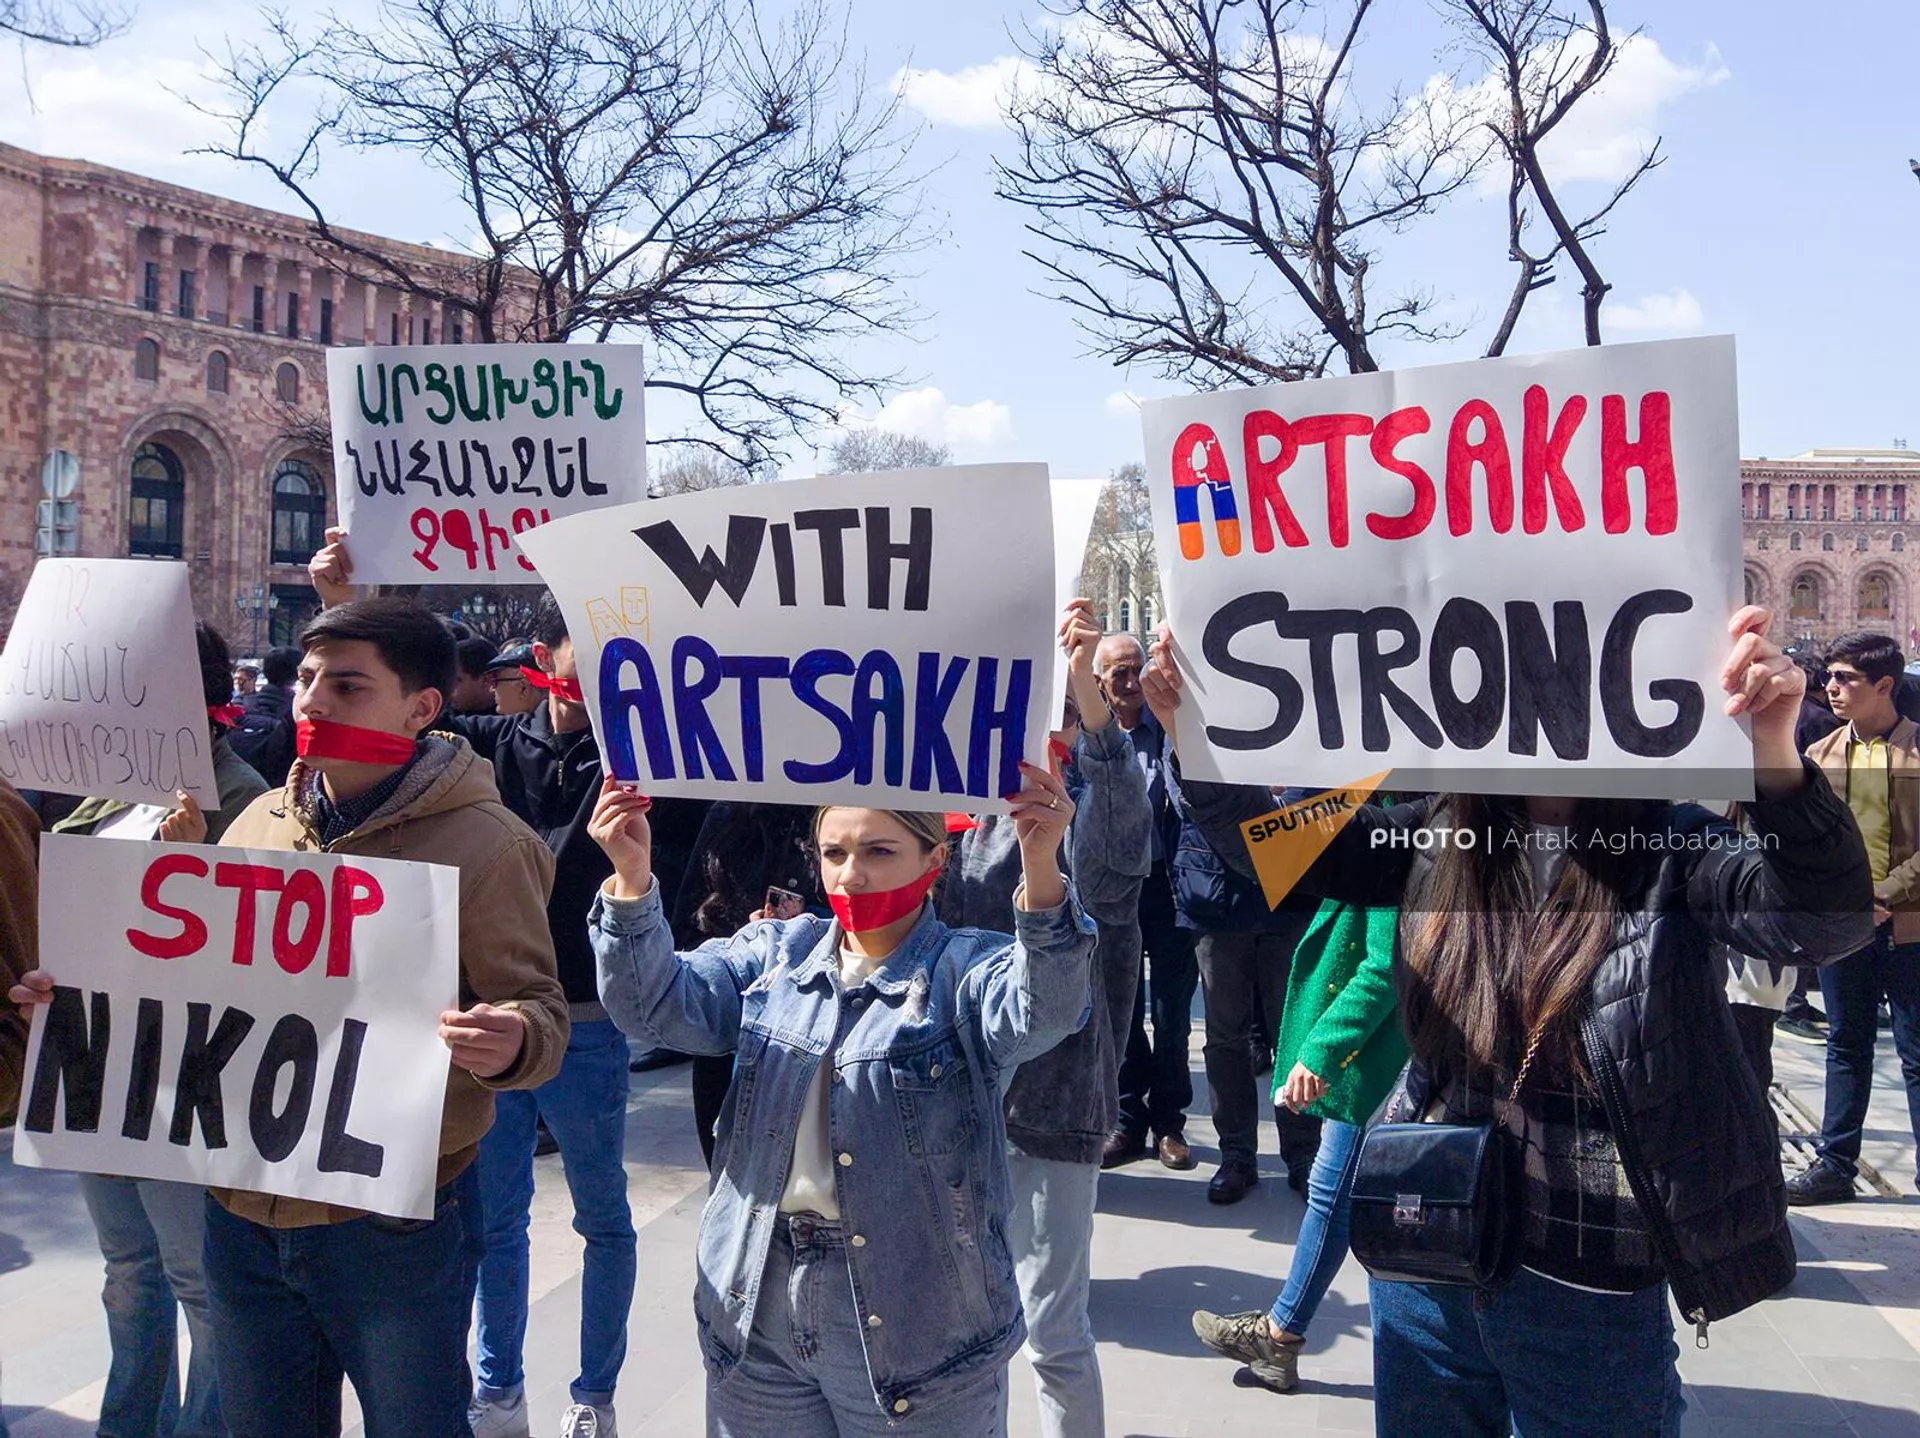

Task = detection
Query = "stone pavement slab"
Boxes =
[2,1029,1917,1436]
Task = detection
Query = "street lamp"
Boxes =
[235,584,267,655]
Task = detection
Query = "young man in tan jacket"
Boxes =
[1793,629,1920,1205]
[13,598,569,1435]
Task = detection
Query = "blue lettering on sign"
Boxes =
[593,642,1032,799]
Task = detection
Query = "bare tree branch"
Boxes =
[192,0,926,465]
[2,0,129,48]
[824,429,950,472]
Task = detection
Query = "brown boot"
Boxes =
[1157,1133,1196,1170]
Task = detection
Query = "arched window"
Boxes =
[1744,571,1759,607]
[1860,574,1892,619]
[129,442,184,558]
[1142,595,1157,631]
[1790,532,1802,551]
[275,362,300,403]
[1758,535,1769,550]
[206,351,229,394]
[1823,533,1835,552]
[1789,574,1821,619]
[1859,534,1871,552]
[1897,534,1907,553]
[271,459,328,565]
[1118,599,1131,632]
[134,337,159,382]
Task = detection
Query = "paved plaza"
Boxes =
[1,1031,1916,1437]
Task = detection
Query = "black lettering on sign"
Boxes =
[1601,589,1702,758]
[1507,600,1591,760]
[23,987,111,1134]
[248,1014,321,1164]
[1201,593,1305,750]
[635,516,767,607]
[794,509,859,607]
[1429,598,1506,751]
[169,1003,257,1149]
[863,506,933,612]
[318,1019,385,1178]
[122,996,166,1141]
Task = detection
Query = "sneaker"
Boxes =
[1785,1164,1856,1206]
[1777,1015,1829,1044]
[468,1391,531,1438]
[559,1404,618,1438]
[1191,1309,1302,1392]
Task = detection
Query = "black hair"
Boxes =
[530,592,568,648]
[1826,631,1904,686]
[300,598,457,701]
[262,646,301,687]
[456,636,498,678]
[196,622,234,712]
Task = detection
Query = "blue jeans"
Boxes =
[475,1018,637,1406]
[1268,1118,1361,1336]
[1814,928,1920,1183]
[1369,1269,1685,1437]
[1007,1152,1102,1438]
[707,1215,1011,1437]
[203,1168,484,1438]
[80,1175,225,1438]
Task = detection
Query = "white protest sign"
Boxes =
[0,559,219,808]
[326,343,648,585]
[518,465,1057,810]
[15,834,459,1220]
[1051,478,1106,705]
[1143,336,1750,799]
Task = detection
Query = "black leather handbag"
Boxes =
[1347,1033,1541,1290]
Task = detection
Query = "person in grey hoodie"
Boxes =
[938,599,1152,1438]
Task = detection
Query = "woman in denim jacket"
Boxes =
[586,771,1096,1436]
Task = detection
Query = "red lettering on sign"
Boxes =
[1243,411,1308,553]
[1601,392,1677,536]
[326,866,385,979]
[1293,413,1373,550]
[1522,386,1588,535]
[1366,407,1435,541]
[214,863,285,967]
[1445,399,1514,537]
[127,853,211,960]
[272,868,328,975]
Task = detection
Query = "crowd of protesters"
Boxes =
[0,525,1910,1438]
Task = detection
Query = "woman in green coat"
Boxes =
[1192,899,1406,1394]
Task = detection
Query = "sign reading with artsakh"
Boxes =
[517,465,1056,810]
[0,559,219,808]
[326,343,648,585]
[1142,337,1750,799]
[15,835,459,1220]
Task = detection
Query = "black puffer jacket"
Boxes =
[1179,760,1874,1327]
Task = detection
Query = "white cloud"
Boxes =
[1104,390,1142,417]
[1539,36,1728,183]
[892,55,1036,130]
[836,386,1016,454]
[0,55,233,174]
[1603,288,1706,335]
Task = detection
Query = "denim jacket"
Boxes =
[589,880,1096,1416]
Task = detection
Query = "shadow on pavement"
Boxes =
[1687,1385,1919,1433]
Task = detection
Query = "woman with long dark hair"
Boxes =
[1147,605,1874,1436]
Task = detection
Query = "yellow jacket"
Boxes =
[1807,716,1920,943]
[214,736,567,1227]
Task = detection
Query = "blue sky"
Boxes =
[3,0,1915,477]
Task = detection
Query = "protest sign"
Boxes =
[326,343,648,585]
[517,464,1057,810]
[1142,337,1750,799]
[0,559,219,808]
[15,833,459,1220]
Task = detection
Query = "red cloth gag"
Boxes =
[295,718,421,765]
[519,666,584,704]
[826,866,942,934]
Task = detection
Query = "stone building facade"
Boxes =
[0,140,521,650]
[1740,449,1920,656]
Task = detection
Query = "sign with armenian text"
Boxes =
[1143,337,1750,799]
[0,559,219,808]
[517,465,1057,810]
[15,834,459,1220]
[326,343,648,585]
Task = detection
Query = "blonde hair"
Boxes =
[811,807,948,853]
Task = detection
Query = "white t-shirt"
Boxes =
[779,947,886,1220]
